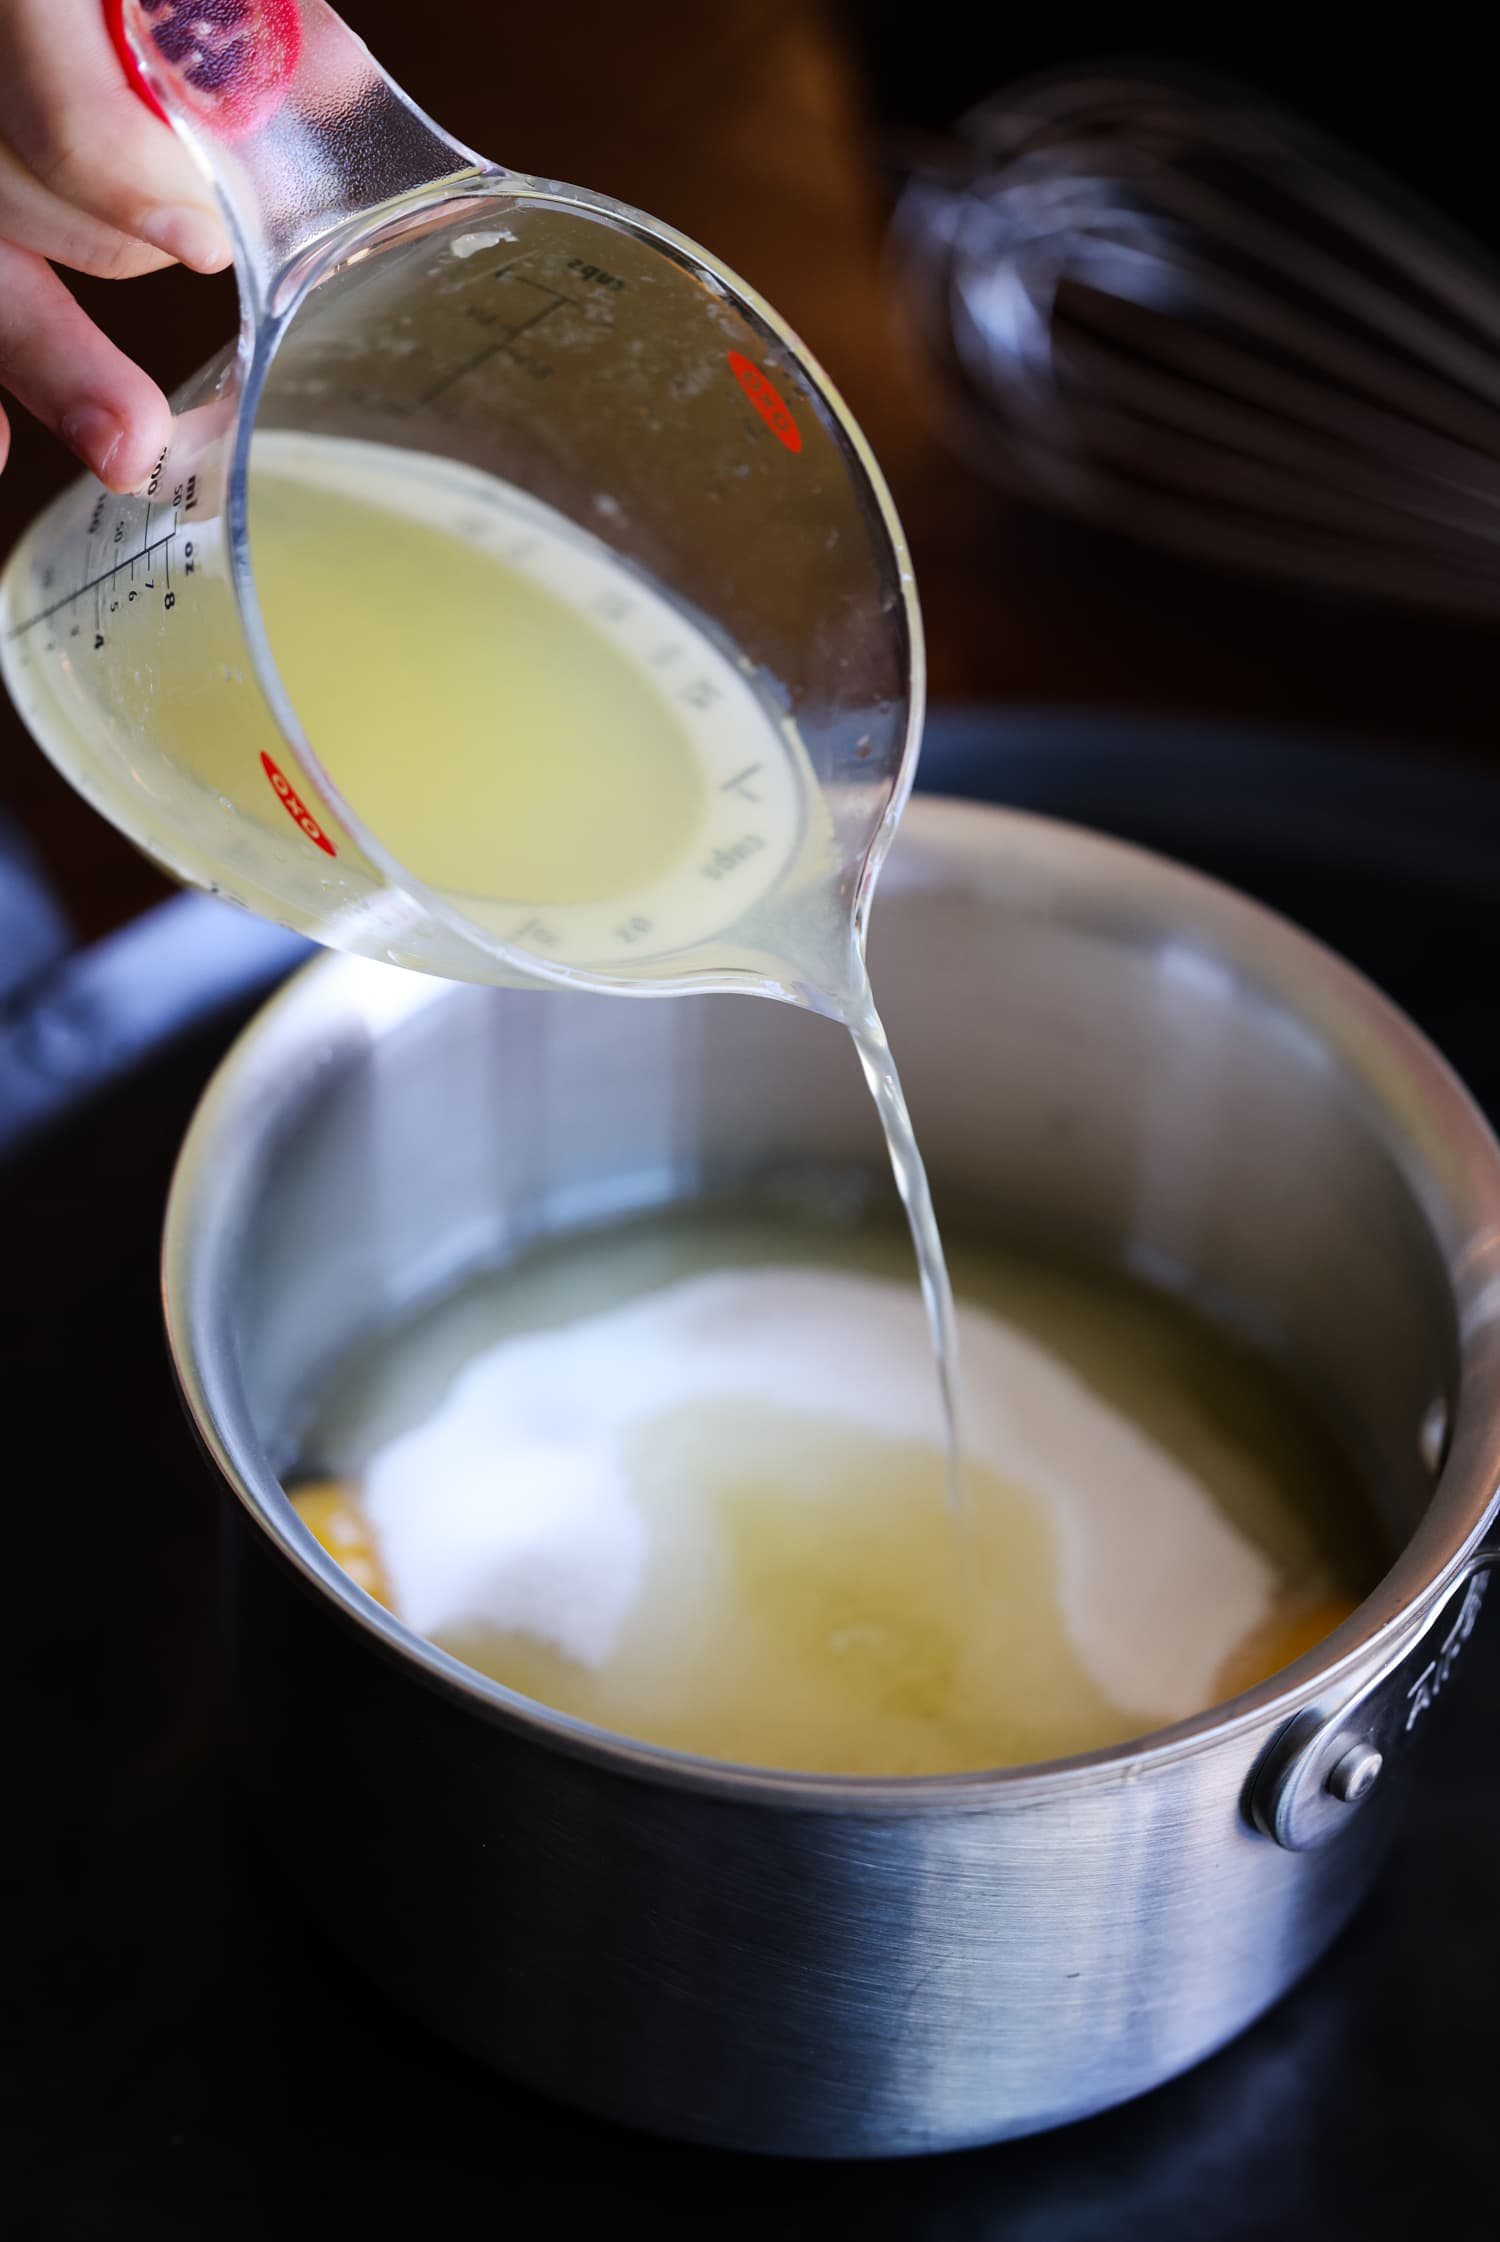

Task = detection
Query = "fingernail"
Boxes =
[138,204,232,273]
[60,405,125,482]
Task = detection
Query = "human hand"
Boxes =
[0,0,231,492]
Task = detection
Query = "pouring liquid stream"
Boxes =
[3,428,966,1502]
[244,436,969,1505]
[842,989,968,1512]
[0,0,969,1534]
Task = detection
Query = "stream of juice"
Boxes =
[0,428,962,1483]
[244,440,968,1485]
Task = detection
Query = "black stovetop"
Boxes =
[5,711,1499,2239]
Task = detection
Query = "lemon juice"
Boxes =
[4,430,960,1475]
[247,437,833,982]
[247,436,964,1479]
[252,473,708,913]
[3,432,831,980]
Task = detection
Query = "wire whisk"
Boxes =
[891,72,1500,616]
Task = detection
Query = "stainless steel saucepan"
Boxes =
[162,798,1500,2156]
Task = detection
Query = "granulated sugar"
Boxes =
[364,1265,1278,1728]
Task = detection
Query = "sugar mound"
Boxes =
[364,1267,1278,1721]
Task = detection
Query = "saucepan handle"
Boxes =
[1250,1552,1497,1851]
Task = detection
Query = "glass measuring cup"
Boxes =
[0,0,923,1009]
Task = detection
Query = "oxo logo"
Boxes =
[261,752,337,856]
[727,351,802,453]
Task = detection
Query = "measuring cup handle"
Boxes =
[105,1,492,315]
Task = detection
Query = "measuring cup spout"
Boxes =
[106,1,491,318]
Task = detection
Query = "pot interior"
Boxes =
[188,806,1482,1652]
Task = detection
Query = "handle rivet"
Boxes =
[1326,1744,1383,1804]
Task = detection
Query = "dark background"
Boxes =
[6,12,1500,2229]
[3,0,1499,939]
[850,0,1500,225]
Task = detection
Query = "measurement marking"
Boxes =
[419,328,534,404]
[465,293,569,340]
[719,763,764,802]
[507,916,558,948]
[483,257,584,312]
[501,273,584,311]
[417,287,574,407]
[701,832,767,881]
[6,529,178,636]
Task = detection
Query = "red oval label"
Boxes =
[727,351,803,454]
[261,752,337,857]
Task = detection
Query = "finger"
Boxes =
[0,0,230,273]
[0,398,10,479]
[0,238,172,490]
[0,138,174,281]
